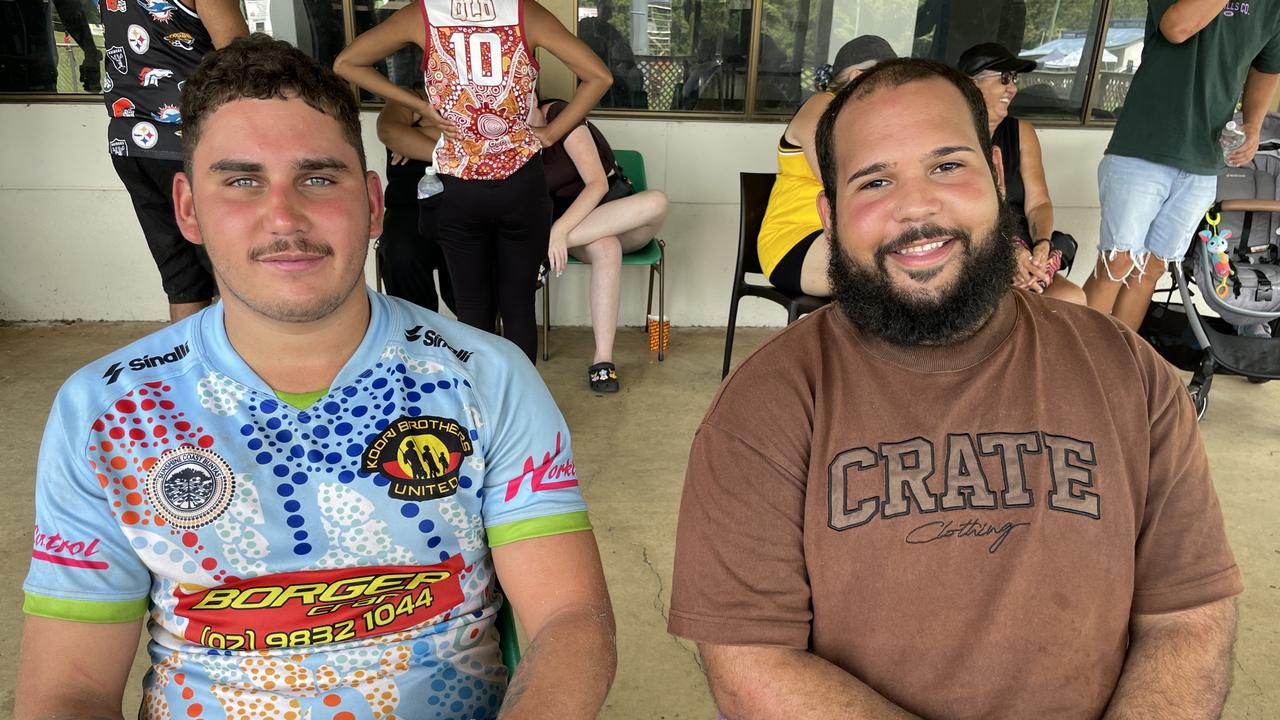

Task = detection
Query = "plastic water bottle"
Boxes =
[416,165,443,199]
[1220,121,1246,162]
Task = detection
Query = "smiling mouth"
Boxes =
[895,239,950,256]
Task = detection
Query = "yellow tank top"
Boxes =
[757,134,824,279]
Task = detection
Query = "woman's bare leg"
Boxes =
[570,236,623,363]
[798,233,833,297]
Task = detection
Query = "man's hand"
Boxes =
[15,615,144,720]
[492,530,616,720]
[1226,123,1260,167]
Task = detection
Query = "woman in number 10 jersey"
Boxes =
[336,0,611,363]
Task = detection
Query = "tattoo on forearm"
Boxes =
[497,636,541,717]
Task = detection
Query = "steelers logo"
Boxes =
[475,113,509,139]
[145,446,236,529]
[127,25,150,54]
[131,121,158,149]
[362,416,473,501]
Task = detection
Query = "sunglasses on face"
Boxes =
[976,70,1019,85]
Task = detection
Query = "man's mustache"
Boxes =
[249,237,334,260]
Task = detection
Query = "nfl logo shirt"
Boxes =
[100,0,212,159]
[23,290,590,719]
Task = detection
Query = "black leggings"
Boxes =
[377,195,454,314]
[436,157,551,363]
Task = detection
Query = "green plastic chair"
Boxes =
[540,148,667,361]
[496,594,521,674]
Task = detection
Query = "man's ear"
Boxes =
[172,171,203,245]
[817,190,835,240]
[365,170,386,240]
[990,144,1005,197]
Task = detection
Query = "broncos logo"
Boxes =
[137,0,177,22]
[139,67,175,87]
[165,32,195,50]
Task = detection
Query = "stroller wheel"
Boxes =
[1188,383,1209,420]
[1247,376,1271,384]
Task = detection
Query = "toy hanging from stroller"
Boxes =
[1145,114,1280,418]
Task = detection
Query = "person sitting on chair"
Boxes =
[530,98,669,393]
[757,35,897,298]
[960,42,1087,305]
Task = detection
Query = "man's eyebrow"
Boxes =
[206,157,351,173]
[208,159,263,173]
[847,145,978,184]
[296,157,350,172]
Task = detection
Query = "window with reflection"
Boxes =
[352,0,424,102]
[255,0,347,74]
[753,0,1110,121]
[0,0,104,94]
[1088,0,1145,120]
[577,0,752,113]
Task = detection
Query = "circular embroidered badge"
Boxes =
[144,447,236,529]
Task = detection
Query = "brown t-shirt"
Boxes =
[668,292,1242,719]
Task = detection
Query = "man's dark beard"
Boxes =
[827,205,1017,347]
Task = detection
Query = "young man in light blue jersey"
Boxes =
[16,34,615,720]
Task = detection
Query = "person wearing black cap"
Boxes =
[757,35,896,298]
[959,42,1086,306]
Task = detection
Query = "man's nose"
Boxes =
[890,175,941,225]
[264,184,309,234]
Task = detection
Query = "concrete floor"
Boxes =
[1,319,1277,718]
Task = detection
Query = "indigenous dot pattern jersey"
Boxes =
[420,0,541,180]
[99,0,212,160]
[23,290,590,720]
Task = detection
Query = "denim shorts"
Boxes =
[1097,154,1218,264]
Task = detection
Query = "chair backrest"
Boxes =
[737,172,777,276]
[614,149,648,192]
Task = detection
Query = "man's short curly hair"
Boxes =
[180,34,365,175]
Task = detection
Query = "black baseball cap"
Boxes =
[957,42,1037,77]
[832,35,897,76]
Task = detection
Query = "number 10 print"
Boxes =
[449,32,502,86]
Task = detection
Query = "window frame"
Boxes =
[0,0,1125,128]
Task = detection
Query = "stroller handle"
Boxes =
[1218,198,1280,213]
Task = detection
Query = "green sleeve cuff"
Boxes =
[486,511,592,547]
[23,593,148,624]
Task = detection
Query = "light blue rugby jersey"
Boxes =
[23,289,589,719]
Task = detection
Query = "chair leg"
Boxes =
[646,264,656,326]
[787,302,803,325]
[657,256,665,362]
[722,293,741,379]
[541,274,550,362]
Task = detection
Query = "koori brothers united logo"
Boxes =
[145,446,237,528]
[362,416,473,501]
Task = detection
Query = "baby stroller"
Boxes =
[1146,115,1280,418]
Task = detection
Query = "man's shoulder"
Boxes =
[381,295,533,380]
[708,305,842,419]
[49,316,201,434]
[1018,292,1160,372]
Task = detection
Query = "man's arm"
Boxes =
[1226,67,1280,167]
[699,644,921,720]
[1102,598,1237,720]
[14,615,144,720]
[190,0,248,49]
[491,530,616,720]
[1158,0,1224,45]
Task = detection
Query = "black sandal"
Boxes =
[588,362,619,393]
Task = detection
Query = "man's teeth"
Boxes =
[897,239,947,255]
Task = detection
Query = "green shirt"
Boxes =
[1107,0,1280,175]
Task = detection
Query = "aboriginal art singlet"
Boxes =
[23,289,590,719]
[99,0,211,159]
[420,0,541,179]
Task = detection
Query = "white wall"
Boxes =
[0,103,1113,325]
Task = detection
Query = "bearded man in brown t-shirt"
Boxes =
[668,58,1242,720]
